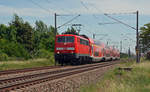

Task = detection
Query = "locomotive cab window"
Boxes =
[57,36,65,42]
[66,36,74,43]
[57,36,74,43]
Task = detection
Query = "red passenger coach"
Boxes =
[55,34,91,65]
[91,41,105,62]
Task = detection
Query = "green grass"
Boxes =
[80,84,98,92]
[80,59,150,92]
[0,58,55,70]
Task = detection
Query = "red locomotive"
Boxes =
[54,34,120,65]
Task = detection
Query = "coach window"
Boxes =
[80,39,83,44]
[83,40,86,45]
[57,36,65,42]
[86,41,89,46]
[80,39,84,45]
[80,39,89,46]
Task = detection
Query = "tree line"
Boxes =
[0,14,57,60]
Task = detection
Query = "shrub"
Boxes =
[0,39,30,60]
[36,49,51,58]
[0,53,8,61]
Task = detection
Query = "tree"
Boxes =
[9,14,34,55]
[34,20,48,51]
[0,14,56,60]
[35,20,48,32]
[22,22,34,52]
[7,25,17,42]
[62,27,78,35]
[139,23,150,53]
[0,24,8,39]
[34,21,55,51]
[9,14,24,43]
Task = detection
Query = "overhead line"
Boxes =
[29,0,54,14]
[105,12,136,15]
[84,1,136,29]
[80,1,100,21]
[80,0,118,26]
[104,13,136,30]
[57,14,77,16]
[98,22,119,25]
[80,1,89,10]
[57,14,81,28]
[44,0,74,15]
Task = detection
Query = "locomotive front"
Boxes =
[54,34,77,65]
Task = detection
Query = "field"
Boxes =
[80,59,150,92]
[0,58,55,70]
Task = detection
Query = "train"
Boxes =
[54,34,120,65]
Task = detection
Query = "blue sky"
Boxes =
[0,0,150,53]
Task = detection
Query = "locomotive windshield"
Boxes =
[57,36,74,43]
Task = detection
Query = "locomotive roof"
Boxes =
[56,34,76,37]
[56,34,118,49]
[56,34,89,40]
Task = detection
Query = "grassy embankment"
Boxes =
[80,59,150,92]
[0,57,55,71]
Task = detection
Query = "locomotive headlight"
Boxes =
[56,47,64,50]
[67,47,75,50]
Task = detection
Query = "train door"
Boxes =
[91,45,94,56]
[77,38,80,54]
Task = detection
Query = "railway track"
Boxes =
[0,61,121,92]
[0,66,61,76]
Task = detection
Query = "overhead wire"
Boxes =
[104,13,136,30]
[80,1,135,43]
[29,0,54,14]
[57,14,81,28]
[80,1,89,10]
[98,22,119,25]
[80,0,115,39]
[29,0,81,30]
[83,1,136,28]
[43,0,81,32]
[80,1,100,22]
[105,12,136,15]
[80,0,136,51]
[44,0,74,15]
[80,0,120,27]
[25,0,55,57]
[80,0,104,35]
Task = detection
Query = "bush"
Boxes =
[36,49,52,58]
[0,53,8,61]
[0,39,30,60]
